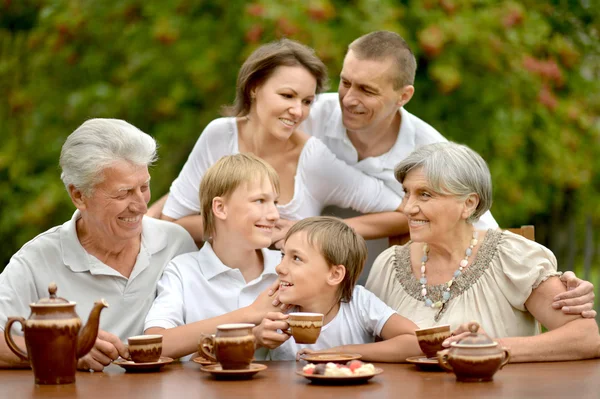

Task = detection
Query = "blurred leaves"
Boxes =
[1,0,599,269]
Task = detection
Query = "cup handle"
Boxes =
[4,317,28,361]
[499,348,511,369]
[282,328,292,336]
[436,349,453,373]
[199,334,217,363]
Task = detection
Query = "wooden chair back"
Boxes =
[506,225,535,241]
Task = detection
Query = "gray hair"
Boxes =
[394,142,492,224]
[59,118,157,196]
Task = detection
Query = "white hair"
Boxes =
[394,142,492,224]
[59,118,157,196]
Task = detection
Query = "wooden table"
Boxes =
[4,359,600,398]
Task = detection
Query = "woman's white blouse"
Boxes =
[365,230,561,338]
[163,117,401,220]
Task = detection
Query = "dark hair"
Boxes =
[348,31,417,88]
[223,39,329,116]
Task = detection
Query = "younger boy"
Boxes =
[253,216,421,361]
[144,153,284,360]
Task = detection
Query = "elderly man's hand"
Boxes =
[77,330,129,372]
[553,271,597,318]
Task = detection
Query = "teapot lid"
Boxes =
[34,283,71,305]
[451,322,497,347]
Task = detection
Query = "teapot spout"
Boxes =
[76,299,109,358]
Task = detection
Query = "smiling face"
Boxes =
[338,50,409,135]
[276,231,341,308]
[250,65,317,141]
[400,167,475,244]
[216,176,279,249]
[75,160,150,243]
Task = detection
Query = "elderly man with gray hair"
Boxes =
[0,119,197,371]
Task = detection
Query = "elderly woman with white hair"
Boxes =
[0,119,197,371]
[366,142,599,362]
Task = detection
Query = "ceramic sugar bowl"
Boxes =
[437,322,510,382]
[4,283,108,384]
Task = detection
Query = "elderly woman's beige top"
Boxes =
[365,230,561,338]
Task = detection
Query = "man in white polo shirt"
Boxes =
[0,119,197,371]
[301,31,596,316]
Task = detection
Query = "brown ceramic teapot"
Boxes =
[437,321,510,382]
[4,283,108,385]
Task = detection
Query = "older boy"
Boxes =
[144,153,284,360]
[253,216,421,362]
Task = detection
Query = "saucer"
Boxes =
[192,356,216,366]
[296,368,383,385]
[113,356,174,372]
[406,355,443,371]
[200,363,267,380]
[300,353,362,364]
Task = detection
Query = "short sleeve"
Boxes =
[350,286,396,337]
[0,257,39,334]
[365,246,398,306]
[301,138,402,213]
[163,118,236,219]
[144,260,187,331]
[492,231,561,311]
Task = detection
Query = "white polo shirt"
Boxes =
[301,93,499,230]
[267,285,396,360]
[144,242,280,331]
[0,211,197,341]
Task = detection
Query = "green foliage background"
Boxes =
[1,0,599,291]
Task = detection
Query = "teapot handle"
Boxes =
[4,317,29,361]
[499,348,511,369]
[437,349,454,372]
[436,349,453,373]
[199,334,218,363]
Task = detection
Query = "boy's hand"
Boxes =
[248,285,290,323]
[296,348,316,361]
[253,312,290,349]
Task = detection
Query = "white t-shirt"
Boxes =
[144,241,280,361]
[302,93,499,230]
[163,117,401,220]
[0,211,197,341]
[266,285,396,361]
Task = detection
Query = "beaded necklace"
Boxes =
[419,230,479,309]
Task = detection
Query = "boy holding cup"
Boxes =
[144,154,284,360]
[254,216,422,361]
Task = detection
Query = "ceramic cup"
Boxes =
[200,324,255,370]
[128,334,163,363]
[415,324,452,359]
[285,313,324,344]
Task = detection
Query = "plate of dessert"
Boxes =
[296,360,382,384]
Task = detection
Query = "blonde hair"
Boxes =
[200,153,280,239]
[285,216,367,302]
